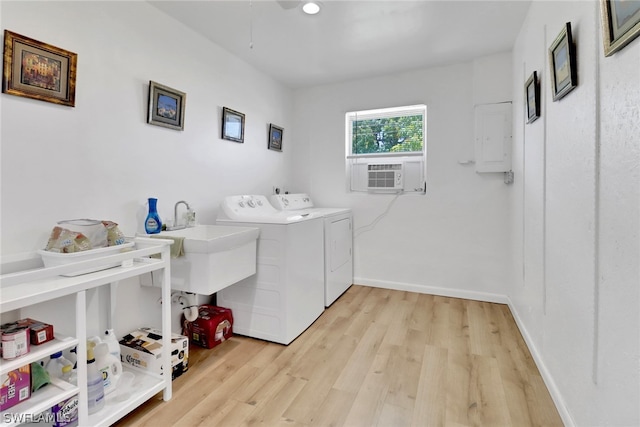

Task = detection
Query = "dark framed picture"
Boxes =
[148,81,186,130]
[600,0,640,56]
[2,30,77,107]
[525,71,540,124]
[549,22,577,102]
[268,124,283,152]
[222,107,245,143]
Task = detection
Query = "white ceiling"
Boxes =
[149,0,532,89]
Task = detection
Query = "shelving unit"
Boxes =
[0,237,173,427]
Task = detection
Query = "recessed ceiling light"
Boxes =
[302,1,321,15]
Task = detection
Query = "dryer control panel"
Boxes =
[270,193,314,211]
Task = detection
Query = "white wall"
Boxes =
[292,53,514,301]
[510,1,640,426]
[1,1,294,335]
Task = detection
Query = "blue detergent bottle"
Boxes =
[145,198,162,234]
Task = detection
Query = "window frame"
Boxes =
[345,104,427,159]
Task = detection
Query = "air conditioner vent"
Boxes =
[367,163,403,190]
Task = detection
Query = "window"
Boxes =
[346,105,426,193]
[347,105,425,156]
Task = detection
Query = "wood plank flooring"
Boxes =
[114,285,563,426]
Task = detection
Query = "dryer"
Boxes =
[216,195,324,345]
[269,193,353,307]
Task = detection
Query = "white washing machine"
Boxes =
[216,195,325,345]
[269,194,353,307]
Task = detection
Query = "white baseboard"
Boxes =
[353,277,510,304]
[506,297,575,427]
[353,277,574,426]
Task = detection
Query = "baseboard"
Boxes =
[353,277,509,304]
[506,297,575,427]
[353,277,574,426]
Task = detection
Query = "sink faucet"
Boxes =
[171,200,191,230]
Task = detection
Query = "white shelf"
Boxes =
[1,378,78,427]
[0,334,78,375]
[89,366,165,427]
[0,240,171,313]
[0,237,173,427]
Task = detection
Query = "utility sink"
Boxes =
[161,225,259,254]
[143,225,259,295]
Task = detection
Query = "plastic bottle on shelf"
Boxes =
[103,329,121,360]
[86,341,105,414]
[61,364,75,385]
[94,342,123,395]
[45,351,73,379]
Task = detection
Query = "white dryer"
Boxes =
[216,195,325,345]
[269,194,353,307]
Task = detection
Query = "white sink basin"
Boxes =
[142,225,259,295]
[160,225,259,254]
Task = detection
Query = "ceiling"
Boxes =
[149,0,532,89]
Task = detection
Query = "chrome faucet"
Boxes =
[170,200,191,230]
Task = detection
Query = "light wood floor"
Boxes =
[115,285,563,426]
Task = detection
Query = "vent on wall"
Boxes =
[367,163,403,190]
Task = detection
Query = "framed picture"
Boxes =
[2,30,77,107]
[600,0,640,56]
[222,107,245,143]
[147,81,186,130]
[268,124,283,152]
[525,71,540,124]
[549,22,577,102]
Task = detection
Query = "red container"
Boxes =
[183,305,233,349]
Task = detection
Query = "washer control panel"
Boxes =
[221,195,276,219]
[270,193,314,211]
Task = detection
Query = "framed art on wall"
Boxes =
[222,107,245,143]
[600,0,640,56]
[268,124,283,152]
[549,22,577,102]
[2,30,77,107]
[525,71,540,124]
[148,81,186,130]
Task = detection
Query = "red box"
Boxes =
[23,318,54,345]
[0,365,31,411]
[183,305,233,349]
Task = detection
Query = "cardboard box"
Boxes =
[0,365,31,411]
[119,327,188,380]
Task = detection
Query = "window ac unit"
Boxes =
[367,163,403,190]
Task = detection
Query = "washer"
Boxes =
[216,195,325,345]
[269,193,353,307]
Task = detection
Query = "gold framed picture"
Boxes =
[147,81,186,131]
[600,0,640,56]
[2,30,77,107]
[222,107,245,143]
[525,71,540,124]
[549,23,577,102]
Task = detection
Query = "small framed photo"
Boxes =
[2,30,77,107]
[525,71,540,124]
[222,107,245,143]
[268,124,283,152]
[549,22,577,102]
[148,81,186,130]
[600,0,640,56]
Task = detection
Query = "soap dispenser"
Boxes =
[145,198,162,234]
